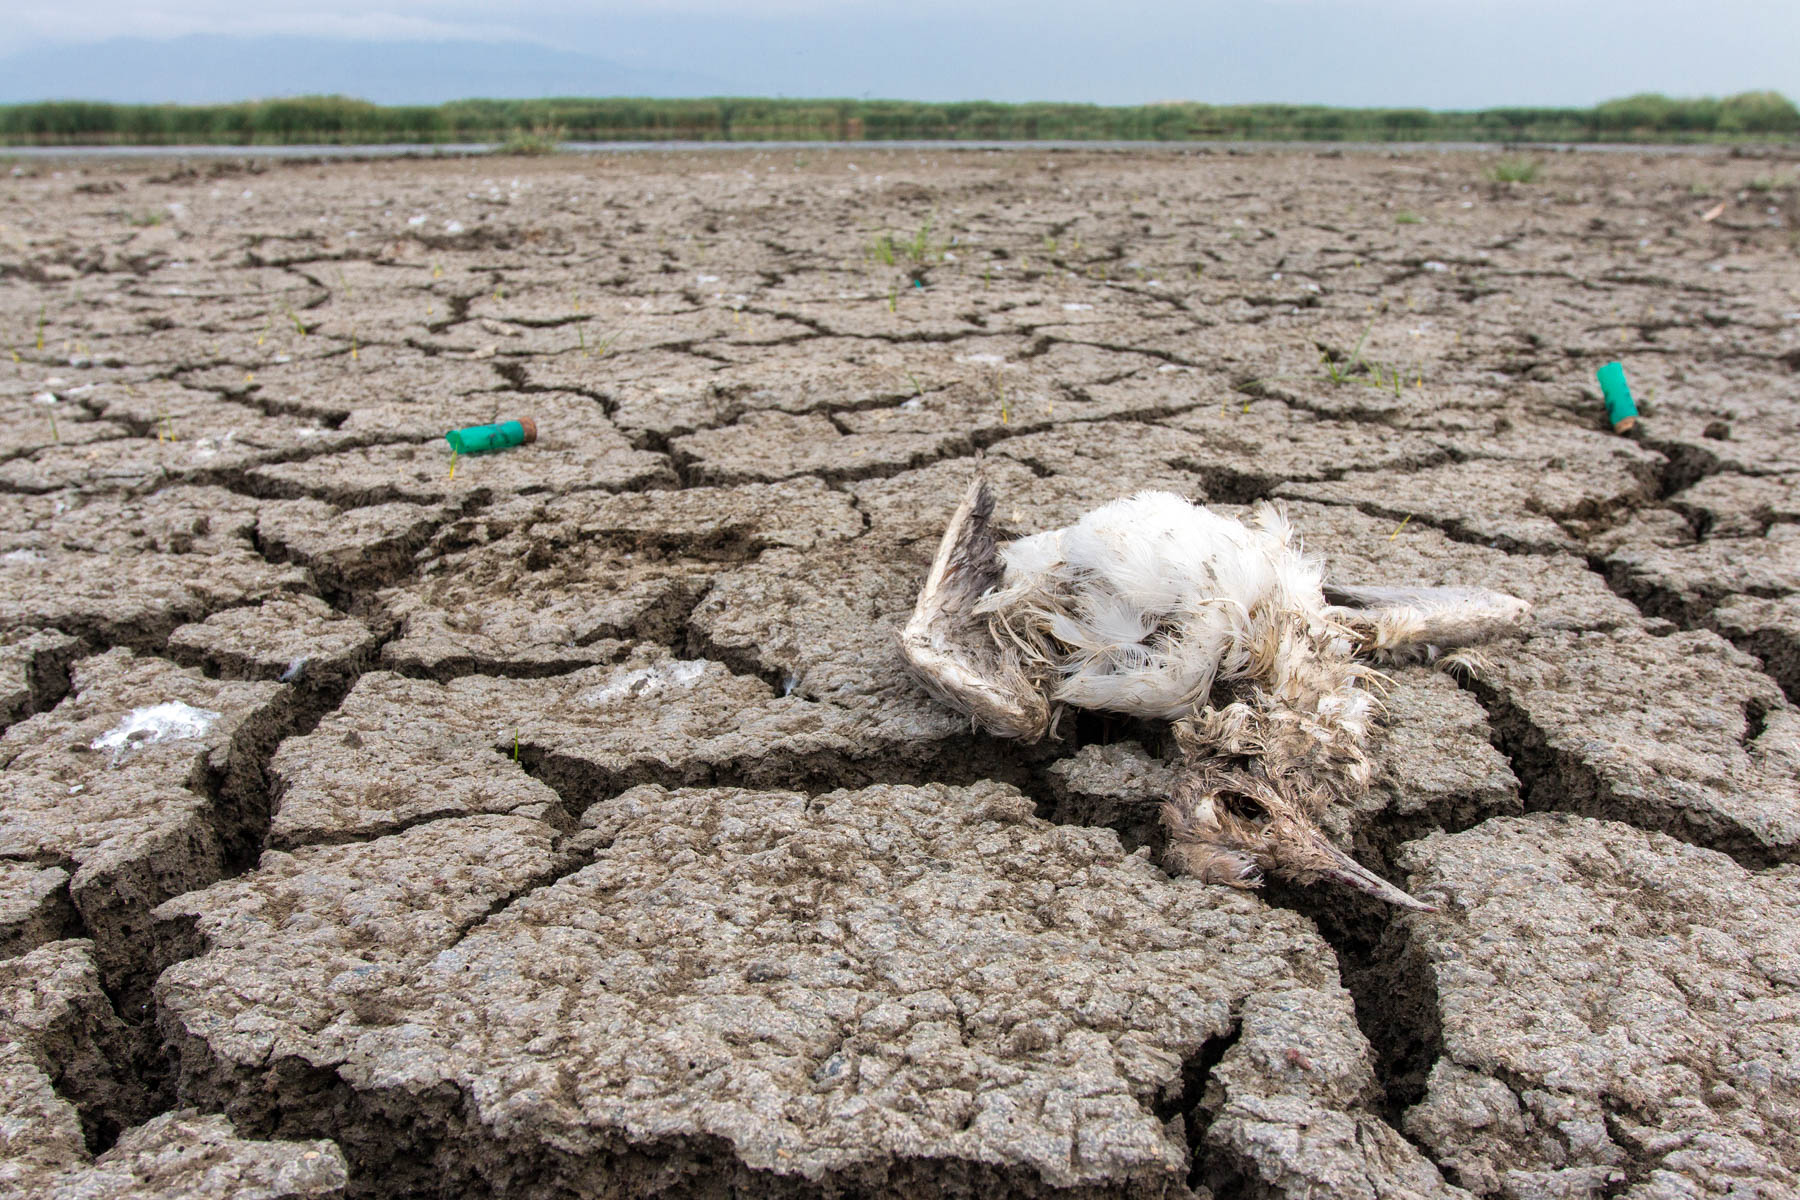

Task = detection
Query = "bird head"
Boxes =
[1161,763,1432,910]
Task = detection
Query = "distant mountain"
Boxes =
[0,35,745,105]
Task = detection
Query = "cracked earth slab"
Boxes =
[1469,626,1800,865]
[1279,426,1667,554]
[157,782,1459,1198]
[1396,814,1800,1199]
[245,391,673,507]
[0,649,295,998]
[4,146,1800,1196]
[0,626,79,732]
[376,477,861,679]
[0,486,308,647]
[0,379,355,495]
[0,939,347,1199]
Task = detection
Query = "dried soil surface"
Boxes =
[1,144,1798,1199]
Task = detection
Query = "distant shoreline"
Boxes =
[2,140,1783,162]
[3,92,1796,150]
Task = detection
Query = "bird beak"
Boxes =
[1310,835,1435,911]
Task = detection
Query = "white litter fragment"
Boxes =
[3,549,45,564]
[91,702,221,755]
[1422,261,1449,272]
[580,660,708,706]
[1062,303,1093,311]
[444,220,465,234]
[956,353,1006,365]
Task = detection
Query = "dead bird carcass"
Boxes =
[901,473,1530,910]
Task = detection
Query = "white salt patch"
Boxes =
[696,274,720,284]
[407,214,428,226]
[91,702,221,755]
[580,660,708,706]
[444,220,465,234]
[957,353,1006,365]
[3,549,45,564]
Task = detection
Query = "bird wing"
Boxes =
[899,472,1053,741]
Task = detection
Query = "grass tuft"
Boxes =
[496,123,564,156]
[1491,157,1541,183]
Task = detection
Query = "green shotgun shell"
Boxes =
[1595,362,1638,433]
[445,417,537,455]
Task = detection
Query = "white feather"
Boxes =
[979,492,1340,721]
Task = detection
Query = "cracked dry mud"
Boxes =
[1,144,1797,1198]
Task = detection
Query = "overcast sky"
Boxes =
[4,0,1797,107]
